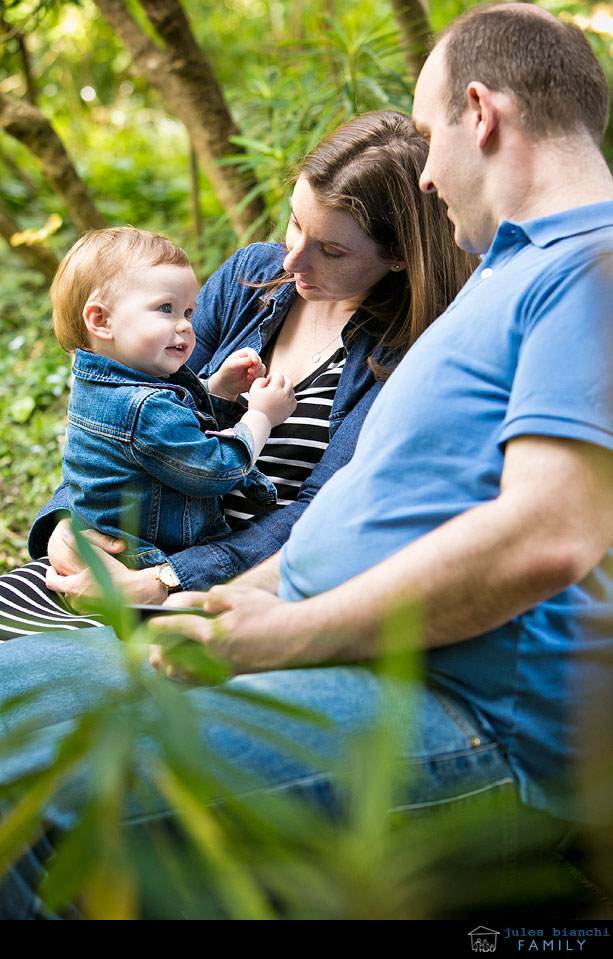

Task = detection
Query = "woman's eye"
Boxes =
[288,214,300,231]
[321,246,344,259]
[158,303,172,314]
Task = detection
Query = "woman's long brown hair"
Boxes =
[257,111,478,380]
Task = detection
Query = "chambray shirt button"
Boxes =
[481,268,494,279]
[469,736,482,748]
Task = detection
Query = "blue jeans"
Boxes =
[0,628,518,919]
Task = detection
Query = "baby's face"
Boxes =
[103,263,198,378]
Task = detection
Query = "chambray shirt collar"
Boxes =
[262,265,373,341]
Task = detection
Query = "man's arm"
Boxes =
[150,435,613,674]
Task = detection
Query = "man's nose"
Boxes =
[419,161,436,194]
[419,169,436,194]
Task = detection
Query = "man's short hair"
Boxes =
[51,227,190,353]
[442,4,610,144]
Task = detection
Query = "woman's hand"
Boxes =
[46,519,167,606]
[149,584,302,679]
[48,518,125,576]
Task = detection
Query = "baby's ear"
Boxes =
[83,300,114,341]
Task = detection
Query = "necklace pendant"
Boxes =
[312,351,321,363]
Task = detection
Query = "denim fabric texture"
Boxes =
[29,243,385,588]
[0,629,519,919]
[62,350,277,569]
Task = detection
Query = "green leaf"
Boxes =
[9,395,36,423]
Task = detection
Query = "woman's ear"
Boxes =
[391,262,407,273]
[83,300,114,342]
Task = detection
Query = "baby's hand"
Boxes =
[248,373,296,428]
[209,348,266,400]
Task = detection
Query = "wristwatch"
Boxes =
[154,562,182,595]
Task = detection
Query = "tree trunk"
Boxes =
[0,200,59,282]
[95,0,269,241]
[189,145,202,270]
[389,0,432,81]
[0,93,108,233]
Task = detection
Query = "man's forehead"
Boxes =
[412,42,447,130]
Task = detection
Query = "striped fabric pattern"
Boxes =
[224,349,345,523]
[0,559,104,640]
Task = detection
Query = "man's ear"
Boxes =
[83,300,114,342]
[466,81,500,150]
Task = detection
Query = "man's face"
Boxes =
[412,43,495,255]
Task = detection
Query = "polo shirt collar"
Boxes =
[501,200,613,249]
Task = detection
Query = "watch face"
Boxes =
[158,564,180,589]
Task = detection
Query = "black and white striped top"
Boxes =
[224,347,346,524]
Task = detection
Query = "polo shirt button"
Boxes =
[481,268,494,279]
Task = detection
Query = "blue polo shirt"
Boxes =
[279,202,613,816]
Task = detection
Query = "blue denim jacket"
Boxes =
[30,243,386,587]
[63,350,276,569]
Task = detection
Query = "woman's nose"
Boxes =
[283,240,308,274]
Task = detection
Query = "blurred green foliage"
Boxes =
[0,0,612,571]
[0,584,580,919]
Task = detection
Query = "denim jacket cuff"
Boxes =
[167,541,235,592]
[230,421,255,464]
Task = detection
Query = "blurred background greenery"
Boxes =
[1,0,612,571]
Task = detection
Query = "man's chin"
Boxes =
[454,224,490,257]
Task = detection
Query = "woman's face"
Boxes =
[283,176,396,309]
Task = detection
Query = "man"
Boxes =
[153,2,613,821]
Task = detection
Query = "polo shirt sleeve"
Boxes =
[499,250,613,452]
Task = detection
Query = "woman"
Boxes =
[0,111,476,637]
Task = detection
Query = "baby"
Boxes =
[52,227,295,576]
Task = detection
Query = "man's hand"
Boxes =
[149,585,298,677]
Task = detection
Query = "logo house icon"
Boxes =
[468,927,500,953]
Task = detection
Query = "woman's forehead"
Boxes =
[290,176,375,251]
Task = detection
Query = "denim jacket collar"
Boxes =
[72,349,214,415]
